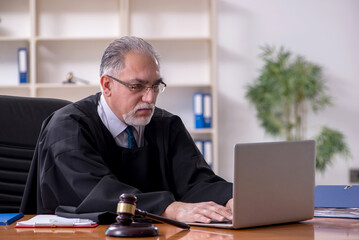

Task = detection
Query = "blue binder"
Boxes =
[17,48,28,84]
[203,140,213,168]
[203,93,212,128]
[193,93,204,128]
[194,139,204,155]
[315,185,359,208]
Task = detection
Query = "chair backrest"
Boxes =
[0,95,71,213]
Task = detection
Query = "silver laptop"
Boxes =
[190,140,315,229]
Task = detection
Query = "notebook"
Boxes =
[15,215,98,228]
[190,140,316,229]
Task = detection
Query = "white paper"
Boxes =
[314,208,359,219]
[16,215,96,227]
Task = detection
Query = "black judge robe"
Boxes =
[20,93,232,223]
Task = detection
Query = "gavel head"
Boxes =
[116,193,137,225]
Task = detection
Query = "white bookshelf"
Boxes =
[0,0,219,173]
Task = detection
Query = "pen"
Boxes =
[34,223,75,227]
[49,219,96,225]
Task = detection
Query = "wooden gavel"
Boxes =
[106,193,189,237]
[116,193,190,229]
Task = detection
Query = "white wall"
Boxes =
[216,0,359,184]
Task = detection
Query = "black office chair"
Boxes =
[0,95,71,213]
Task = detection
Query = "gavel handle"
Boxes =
[135,209,190,230]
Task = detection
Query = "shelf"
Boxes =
[0,0,218,172]
[157,87,213,130]
[0,84,30,89]
[129,0,211,39]
[143,37,212,42]
[0,37,30,42]
[36,0,122,38]
[0,0,30,38]
[150,40,211,85]
[35,36,119,42]
[189,128,214,135]
[0,40,30,85]
[36,84,101,102]
[0,85,31,97]
[35,36,212,42]
[165,83,212,88]
[35,83,100,89]
[36,40,110,84]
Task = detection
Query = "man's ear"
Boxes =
[101,75,112,97]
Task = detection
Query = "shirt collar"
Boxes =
[99,94,127,138]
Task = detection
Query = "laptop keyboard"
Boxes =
[210,219,232,224]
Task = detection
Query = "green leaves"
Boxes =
[315,127,351,172]
[246,45,351,171]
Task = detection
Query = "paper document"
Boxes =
[314,208,359,219]
[16,215,98,228]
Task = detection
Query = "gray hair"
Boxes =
[99,36,160,77]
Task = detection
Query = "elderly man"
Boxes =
[21,36,233,224]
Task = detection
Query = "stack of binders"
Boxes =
[194,139,213,169]
[193,92,212,129]
[193,92,213,168]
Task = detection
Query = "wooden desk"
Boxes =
[1,215,359,239]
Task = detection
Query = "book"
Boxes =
[193,93,204,128]
[0,213,24,225]
[203,93,212,128]
[194,139,213,169]
[17,48,28,84]
[203,140,213,168]
[194,140,204,155]
[15,215,98,228]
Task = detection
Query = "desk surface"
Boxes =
[1,215,359,240]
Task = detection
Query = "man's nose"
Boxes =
[142,88,156,103]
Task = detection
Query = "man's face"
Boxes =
[102,52,161,126]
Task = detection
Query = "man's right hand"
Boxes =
[161,201,232,223]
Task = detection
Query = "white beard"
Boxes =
[123,103,155,126]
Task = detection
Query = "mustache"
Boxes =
[133,103,155,112]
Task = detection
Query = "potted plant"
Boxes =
[245,45,351,172]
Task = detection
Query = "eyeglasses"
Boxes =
[106,75,167,94]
